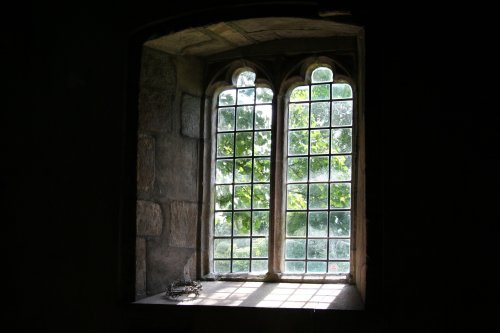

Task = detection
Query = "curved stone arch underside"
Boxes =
[144,17,362,56]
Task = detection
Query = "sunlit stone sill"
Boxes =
[134,281,364,310]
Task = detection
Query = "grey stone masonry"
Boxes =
[138,47,176,133]
[169,200,198,248]
[155,134,198,202]
[144,18,361,56]
[146,240,195,295]
[137,135,155,195]
[181,93,201,139]
[135,237,146,298]
[136,200,163,237]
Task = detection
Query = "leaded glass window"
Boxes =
[285,67,353,274]
[210,64,355,278]
[213,70,274,273]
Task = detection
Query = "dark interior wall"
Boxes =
[7,0,498,332]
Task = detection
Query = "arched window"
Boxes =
[208,63,358,280]
[135,16,366,305]
[212,69,274,273]
[285,67,353,274]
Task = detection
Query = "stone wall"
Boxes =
[136,46,204,298]
[135,23,366,300]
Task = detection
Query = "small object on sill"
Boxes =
[164,279,203,302]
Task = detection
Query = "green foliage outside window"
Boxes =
[213,67,353,275]
[285,67,352,274]
[214,70,272,274]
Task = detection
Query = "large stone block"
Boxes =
[146,240,196,295]
[138,47,176,133]
[138,88,174,133]
[175,56,204,96]
[136,237,146,299]
[140,47,176,89]
[137,135,155,195]
[181,93,201,139]
[155,135,198,202]
[169,200,198,248]
[136,200,163,237]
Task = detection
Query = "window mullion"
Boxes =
[269,91,283,279]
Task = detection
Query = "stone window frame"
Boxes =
[201,56,364,284]
[133,17,367,302]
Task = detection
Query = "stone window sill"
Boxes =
[134,281,364,310]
